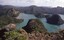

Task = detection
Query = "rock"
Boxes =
[46,14,64,25]
[7,8,20,17]
[19,29,28,40]
[22,19,47,33]
[19,29,28,35]
[5,23,16,30]
[0,23,16,40]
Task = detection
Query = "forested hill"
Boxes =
[0,5,64,16]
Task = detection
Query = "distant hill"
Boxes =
[0,5,64,17]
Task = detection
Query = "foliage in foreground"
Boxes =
[4,30,27,40]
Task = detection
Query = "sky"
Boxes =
[0,0,64,7]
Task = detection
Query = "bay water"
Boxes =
[16,13,64,32]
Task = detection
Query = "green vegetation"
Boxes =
[32,25,42,32]
[5,30,27,40]
[31,19,47,33]
[0,15,23,28]
[0,8,23,28]
[0,8,27,40]
[35,19,43,25]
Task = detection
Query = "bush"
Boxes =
[5,30,27,40]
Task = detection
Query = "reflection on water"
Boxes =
[16,13,64,32]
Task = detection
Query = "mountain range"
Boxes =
[0,5,64,17]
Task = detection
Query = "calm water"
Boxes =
[16,13,64,32]
[40,18,60,32]
[16,13,37,29]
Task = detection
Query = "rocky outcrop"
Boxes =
[4,23,16,30]
[7,8,20,17]
[0,23,16,40]
[46,14,64,25]
[22,19,47,33]
[0,26,64,40]
[28,29,64,40]
[19,29,28,40]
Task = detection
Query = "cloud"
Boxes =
[0,0,64,7]
[0,0,33,6]
[33,0,64,7]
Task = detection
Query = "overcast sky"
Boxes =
[0,0,64,7]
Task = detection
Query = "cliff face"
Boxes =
[23,19,47,33]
